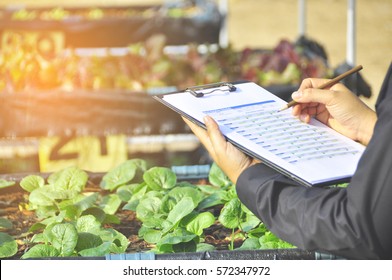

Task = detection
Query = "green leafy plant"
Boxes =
[133,168,213,253]
[2,159,294,258]
[22,215,128,258]
[0,232,18,258]
[0,218,18,258]
[17,165,132,258]
[0,179,15,189]
[109,162,224,253]
[116,161,294,253]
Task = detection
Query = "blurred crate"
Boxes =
[0,3,224,48]
[0,89,188,137]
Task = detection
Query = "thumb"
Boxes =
[292,88,335,106]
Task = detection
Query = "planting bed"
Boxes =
[0,177,236,259]
[0,160,314,260]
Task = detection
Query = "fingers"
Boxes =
[182,117,213,153]
[204,115,227,157]
[291,87,334,124]
[298,78,332,91]
[292,88,336,106]
[182,117,205,137]
[182,116,226,163]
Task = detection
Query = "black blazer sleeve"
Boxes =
[236,64,392,260]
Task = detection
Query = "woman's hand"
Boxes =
[183,116,259,184]
[291,78,377,146]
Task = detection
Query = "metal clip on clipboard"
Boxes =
[185,82,237,97]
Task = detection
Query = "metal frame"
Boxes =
[298,0,357,65]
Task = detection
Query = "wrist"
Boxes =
[357,110,377,146]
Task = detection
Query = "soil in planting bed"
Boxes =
[0,179,242,259]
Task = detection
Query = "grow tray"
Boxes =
[0,3,224,48]
[0,162,330,260]
[0,89,186,138]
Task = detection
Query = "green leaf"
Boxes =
[104,228,129,253]
[208,163,232,188]
[33,206,58,219]
[141,215,166,229]
[28,222,46,233]
[179,211,199,227]
[48,223,78,256]
[0,218,13,229]
[61,205,79,221]
[76,215,101,233]
[100,194,122,215]
[20,175,44,192]
[120,184,148,211]
[218,198,243,229]
[122,199,140,211]
[197,184,221,194]
[129,159,148,182]
[28,187,57,206]
[102,214,120,225]
[30,233,46,243]
[21,244,60,259]
[167,186,203,207]
[157,228,196,246]
[0,179,15,189]
[79,242,111,257]
[247,224,268,239]
[164,197,196,233]
[30,184,78,210]
[186,212,215,236]
[142,229,162,244]
[196,243,216,252]
[130,158,148,171]
[81,207,107,223]
[138,225,151,237]
[136,196,163,222]
[156,243,173,253]
[50,166,88,194]
[198,191,230,210]
[143,167,176,191]
[240,213,261,232]
[145,190,164,199]
[116,184,135,202]
[40,214,65,226]
[238,237,261,250]
[0,233,18,258]
[75,232,103,252]
[172,240,197,253]
[160,196,177,213]
[60,193,100,220]
[100,160,143,191]
[259,232,294,249]
[74,192,100,212]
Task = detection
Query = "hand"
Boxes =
[291,78,377,146]
[182,116,259,184]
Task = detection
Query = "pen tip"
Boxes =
[278,105,287,112]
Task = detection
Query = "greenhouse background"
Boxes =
[0,0,392,265]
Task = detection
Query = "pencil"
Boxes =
[278,64,363,112]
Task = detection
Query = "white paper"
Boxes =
[162,82,365,186]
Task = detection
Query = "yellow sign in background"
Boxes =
[39,135,127,172]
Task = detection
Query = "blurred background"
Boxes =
[226,0,392,109]
[0,0,391,174]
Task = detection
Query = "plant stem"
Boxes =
[230,228,235,250]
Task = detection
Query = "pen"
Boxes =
[278,64,363,112]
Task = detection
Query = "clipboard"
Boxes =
[153,81,365,187]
